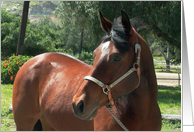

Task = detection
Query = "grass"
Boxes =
[154,65,181,74]
[153,56,165,61]
[162,119,181,131]
[1,84,15,131]
[158,85,181,131]
[1,84,181,131]
[153,56,181,74]
[158,85,181,115]
[29,1,45,6]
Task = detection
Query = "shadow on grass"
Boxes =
[162,118,181,131]
[157,85,181,105]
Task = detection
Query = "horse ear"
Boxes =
[99,11,112,34]
[121,11,131,34]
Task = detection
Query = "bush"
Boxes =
[81,51,94,65]
[1,54,32,84]
[81,51,93,62]
[73,51,94,65]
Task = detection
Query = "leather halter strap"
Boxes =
[84,66,135,92]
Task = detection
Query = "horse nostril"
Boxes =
[77,100,84,114]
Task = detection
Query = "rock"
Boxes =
[9,104,13,113]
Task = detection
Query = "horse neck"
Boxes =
[115,35,159,114]
[137,34,158,98]
[132,29,157,89]
[140,36,157,87]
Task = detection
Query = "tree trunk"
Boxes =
[166,42,170,72]
[16,1,30,55]
[159,42,171,72]
[79,30,84,60]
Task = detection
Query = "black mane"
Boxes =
[101,17,130,53]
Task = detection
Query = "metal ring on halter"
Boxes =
[133,63,139,71]
[102,85,110,95]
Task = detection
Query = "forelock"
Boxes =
[101,17,130,53]
[111,17,130,52]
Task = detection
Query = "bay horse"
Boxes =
[12,11,162,131]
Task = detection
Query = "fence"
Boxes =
[84,61,181,86]
[155,65,181,86]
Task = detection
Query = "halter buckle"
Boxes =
[133,63,139,71]
[102,85,110,95]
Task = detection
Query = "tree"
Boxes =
[57,1,181,49]
[55,1,100,58]
[158,42,171,71]
[1,10,21,58]
[137,1,181,50]
[1,10,54,57]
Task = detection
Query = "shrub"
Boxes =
[73,51,94,65]
[81,51,94,65]
[1,54,32,84]
[81,51,93,62]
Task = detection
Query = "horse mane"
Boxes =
[101,16,130,53]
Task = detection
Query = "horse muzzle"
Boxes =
[72,97,99,120]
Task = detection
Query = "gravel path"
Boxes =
[156,72,181,86]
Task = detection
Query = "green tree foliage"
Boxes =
[131,1,181,64]
[137,1,181,50]
[1,9,47,58]
[55,1,181,64]
[1,9,92,62]
[1,10,59,58]
[1,1,181,65]
[1,10,21,58]
[55,1,100,53]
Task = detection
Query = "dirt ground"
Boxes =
[156,72,181,86]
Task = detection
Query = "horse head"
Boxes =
[72,11,141,120]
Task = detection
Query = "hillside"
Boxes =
[1,1,59,22]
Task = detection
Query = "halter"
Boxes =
[84,43,141,104]
[83,28,141,131]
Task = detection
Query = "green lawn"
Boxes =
[1,84,15,131]
[162,119,181,131]
[158,85,181,131]
[153,56,165,61]
[158,86,181,115]
[1,84,181,131]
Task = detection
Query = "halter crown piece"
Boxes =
[83,28,141,131]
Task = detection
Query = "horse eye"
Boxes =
[111,54,122,62]
[114,56,121,62]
